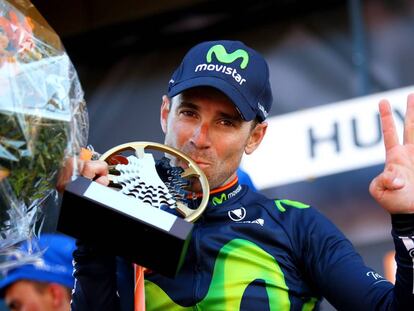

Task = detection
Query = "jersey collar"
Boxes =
[208,177,243,207]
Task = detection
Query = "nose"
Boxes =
[190,122,211,149]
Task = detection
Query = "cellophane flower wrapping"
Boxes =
[0,0,88,269]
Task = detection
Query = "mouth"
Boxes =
[189,156,211,167]
[179,149,212,169]
[194,161,210,170]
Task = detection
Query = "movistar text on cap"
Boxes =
[195,64,247,85]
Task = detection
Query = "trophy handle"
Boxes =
[99,141,210,223]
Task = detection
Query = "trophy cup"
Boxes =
[58,141,209,277]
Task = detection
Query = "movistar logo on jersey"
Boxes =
[212,193,227,206]
[211,184,242,206]
[195,44,249,85]
[145,239,318,310]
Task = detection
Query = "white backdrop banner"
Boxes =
[241,86,414,190]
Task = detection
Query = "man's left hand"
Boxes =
[370,94,414,214]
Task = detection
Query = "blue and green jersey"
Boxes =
[72,180,414,310]
[143,181,401,310]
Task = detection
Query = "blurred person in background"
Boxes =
[0,233,75,311]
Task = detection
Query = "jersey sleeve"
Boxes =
[389,214,414,310]
[289,205,414,310]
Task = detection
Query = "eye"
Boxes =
[219,119,235,127]
[8,301,21,311]
[180,110,197,118]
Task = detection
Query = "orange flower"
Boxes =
[0,11,34,52]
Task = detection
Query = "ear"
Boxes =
[245,122,267,155]
[160,95,171,134]
[47,283,69,308]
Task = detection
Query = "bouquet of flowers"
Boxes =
[0,0,88,266]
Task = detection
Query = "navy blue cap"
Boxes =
[0,234,75,295]
[168,40,273,121]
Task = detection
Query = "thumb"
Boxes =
[381,165,405,190]
[369,166,405,199]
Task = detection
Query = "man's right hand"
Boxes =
[78,160,110,186]
[57,158,109,192]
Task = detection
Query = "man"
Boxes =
[0,234,75,311]
[71,40,414,310]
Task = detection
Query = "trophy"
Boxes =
[58,142,209,277]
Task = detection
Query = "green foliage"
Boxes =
[0,110,69,215]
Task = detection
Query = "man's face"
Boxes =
[160,87,266,190]
[5,280,54,311]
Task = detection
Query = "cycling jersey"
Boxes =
[71,179,414,311]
